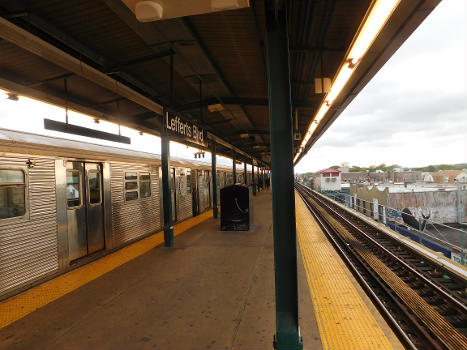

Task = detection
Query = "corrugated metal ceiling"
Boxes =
[0,0,438,165]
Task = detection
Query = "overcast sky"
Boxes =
[295,0,466,173]
[0,0,464,173]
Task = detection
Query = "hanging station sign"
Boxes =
[165,113,207,147]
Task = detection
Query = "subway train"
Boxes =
[0,128,256,298]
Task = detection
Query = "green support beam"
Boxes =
[244,162,247,185]
[252,163,257,196]
[212,142,219,219]
[161,111,174,247]
[233,151,237,184]
[265,0,302,348]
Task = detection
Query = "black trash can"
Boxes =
[220,184,251,231]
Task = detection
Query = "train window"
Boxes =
[66,170,81,208]
[125,182,138,190]
[139,172,151,198]
[139,173,150,181]
[125,172,137,180]
[0,169,26,219]
[124,171,139,201]
[88,171,101,205]
[0,169,24,183]
[125,191,139,201]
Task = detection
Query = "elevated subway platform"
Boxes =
[0,2,442,349]
[0,190,317,349]
[295,192,403,350]
[0,191,400,350]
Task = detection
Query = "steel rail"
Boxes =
[296,187,422,350]
[296,183,467,350]
[303,185,467,313]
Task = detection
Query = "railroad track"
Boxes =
[295,183,467,350]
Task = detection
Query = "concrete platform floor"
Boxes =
[0,191,322,350]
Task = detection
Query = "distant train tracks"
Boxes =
[295,183,467,350]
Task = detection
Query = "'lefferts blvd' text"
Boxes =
[166,114,204,144]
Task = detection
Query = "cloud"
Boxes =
[296,0,466,173]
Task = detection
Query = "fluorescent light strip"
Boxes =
[325,64,353,105]
[349,0,400,65]
[295,0,400,163]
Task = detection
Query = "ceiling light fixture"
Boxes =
[208,103,224,112]
[294,0,400,163]
[348,0,400,65]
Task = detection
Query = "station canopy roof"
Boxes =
[0,0,439,166]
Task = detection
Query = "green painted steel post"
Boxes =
[265,1,302,348]
[252,164,257,195]
[244,162,247,185]
[161,110,174,247]
[233,151,237,184]
[262,168,265,189]
[212,141,219,219]
[257,166,260,192]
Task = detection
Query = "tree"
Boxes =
[350,166,364,172]
[386,164,399,171]
[375,163,386,171]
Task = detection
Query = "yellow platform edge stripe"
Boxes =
[295,192,395,350]
[0,209,214,329]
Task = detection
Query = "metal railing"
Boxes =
[315,188,467,266]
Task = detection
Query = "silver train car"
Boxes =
[0,128,251,298]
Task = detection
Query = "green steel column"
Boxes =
[233,151,237,184]
[265,1,302,348]
[262,168,265,189]
[257,166,260,192]
[252,164,257,195]
[161,111,174,247]
[244,162,248,185]
[212,142,219,219]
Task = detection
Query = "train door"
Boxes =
[198,170,205,212]
[191,169,199,216]
[170,167,177,222]
[216,171,221,206]
[66,161,105,261]
[204,171,209,210]
[206,170,212,208]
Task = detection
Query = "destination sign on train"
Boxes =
[165,113,207,147]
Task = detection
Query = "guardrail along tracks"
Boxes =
[296,183,467,350]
